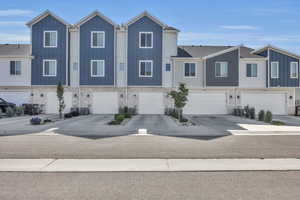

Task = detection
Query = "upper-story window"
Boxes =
[43,59,57,77]
[184,63,196,77]
[139,60,153,77]
[166,63,171,72]
[91,31,105,48]
[290,62,298,79]
[44,31,57,48]
[91,60,105,77]
[246,63,258,77]
[139,32,153,48]
[10,61,21,75]
[271,61,279,78]
[215,61,228,77]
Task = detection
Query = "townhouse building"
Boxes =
[0,10,299,115]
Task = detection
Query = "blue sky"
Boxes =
[1,0,300,53]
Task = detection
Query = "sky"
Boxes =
[1,0,300,53]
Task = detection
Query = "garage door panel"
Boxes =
[139,92,164,114]
[93,92,118,114]
[241,92,286,115]
[46,92,72,114]
[183,92,227,114]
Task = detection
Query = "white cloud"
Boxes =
[0,33,30,43]
[0,21,26,26]
[0,9,34,16]
[253,8,288,16]
[220,25,258,30]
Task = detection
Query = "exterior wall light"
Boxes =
[237,95,240,99]
[289,96,293,99]
[74,94,78,98]
[86,94,90,98]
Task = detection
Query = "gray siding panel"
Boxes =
[79,16,115,85]
[206,49,239,86]
[269,50,299,87]
[127,16,162,86]
[31,15,67,85]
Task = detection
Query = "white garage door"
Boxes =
[139,92,164,114]
[0,92,31,106]
[183,92,227,114]
[92,92,118,114]
[241,92,286,115]
[46,92,72,114]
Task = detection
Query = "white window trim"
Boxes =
[10,61,22,76]
[246,63,258,78]
[271,61,279,79]
[139,32,153,48]
[90,60,105,77]
[290,62,298,79]
[91,31,105,48]
[139,60,153,77]
[183,62,197,78]
[43,31,57,48]
[43,59,57,77]
[215,61,228,77]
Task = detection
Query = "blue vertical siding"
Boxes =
[127,16,162,86]
[269,50,299,87]
[79,16,115,85]
[31,15,67,85]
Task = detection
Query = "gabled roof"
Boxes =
[0,44,31,57]
[239,46,265,59]
[75,10,117,27]
[203,45,242,59]
[251,45,300,59]
[124,11,172,29]
[26,10,70,27]
[175,45,233,58]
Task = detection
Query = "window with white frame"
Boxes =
[290,62,298,78]
[184,63,196,77]
[215,62,228,77]
[139,60,153,77]
[271,62,279,78]
[91,60,105,77]
[246,63,258,77]
[139,32,153,48]
[44,31,57,48]
[43,60,57,76]
[91,31,105,48]
[10,61,21,75]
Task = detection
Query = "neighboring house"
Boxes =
[0,44,32,105]
[0,10,299,115]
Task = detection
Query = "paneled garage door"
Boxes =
[139,92,164,114]
[241,92,286,115]
[0,92,31,106]
[183,92,227,114]
[46,92,72,114]
[92,92,118,114]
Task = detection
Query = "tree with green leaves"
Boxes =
[168,83,189,121]
[56,81,65,119]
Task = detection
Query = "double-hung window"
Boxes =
[91,60,105,77]
[139,60,153,77]
[215,62,228,77]
[10,61,21,75]
[271,62,279,78]
[290,62,298,78]
[139,32,153,48]
[184,63,196,77]
[91,31,105,48]
[246,63,258,77]
[44,31,57,48]
[43,60,57,76]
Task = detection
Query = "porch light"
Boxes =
[289,96,293,99]
[40,93,44,98]
[86,94,90,98]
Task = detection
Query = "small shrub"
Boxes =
[6,107,15,117]
[244,105,250,118]
[265,111,272,123]
[180,117,188,123]
[258,110,265,121]
[30,117,42,125]
[108,120,120,125]
[115,114,125,122]
[64,113,73,118]
[233,108,238,116]
[15,106,24,116]
[271,120,285,126]
[249,107,255,119]
[124,113,132,118]
[124,106,128,114]
[128,107,137,115]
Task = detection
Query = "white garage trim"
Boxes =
[240,91,287,115]
[46,92,72,114]
[92,92,118,114]
[0,91,31,106]
[183,92,227,114]
[139,92,164,114]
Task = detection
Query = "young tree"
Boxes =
[168,83,189,121]
[56,81,65,119]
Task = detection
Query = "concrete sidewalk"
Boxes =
[0,158,300,172]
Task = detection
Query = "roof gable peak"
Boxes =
[75,10,117,27]
[26,10,70,27]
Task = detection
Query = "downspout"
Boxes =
[125,27,128,106]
